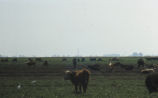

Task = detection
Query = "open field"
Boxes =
[0,57,158,74]
[0,73,158,98]
[0,57,158,98]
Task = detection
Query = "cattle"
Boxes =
[81,58,85,62]
[113,62,124,67]
[62,58,67,61]
[87,64,100,71]
[43,60,48,66]
[153,64,158,70]
[72,58,77,69]
[5,58,8,62]
[35,58,42,62]
[64,69,90,93]
[77,58,80,62]
[12,58,17,62]
[147,64,155,69]
[145,73,158,94]
[28,58,33,61]
[108,61,123,72]
[1,58,8,62]
[108,61,114,72]
[111,57,119,61]
[1,59,4,62]
[146,57,158,61]
[141,68,155,74]
[89,58,96,61]
[123,65,134,71]
[97,58,103,61]
[108,61,134,72]
[137,58,145,68]
[25,60,36,68]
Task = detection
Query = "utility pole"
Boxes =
[77,48,80,57]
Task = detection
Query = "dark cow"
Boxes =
[81,58,85,62]
[1,58,8,62]
[28,58,33,61]
[97,58,103,61]
[146,57,158,61]
[62,58,67,61]
[108,61,134,72]
[1,59,4,62]
[35,58,42,62]
[141,68,155,74]
[64,69,90,93]
[145,73,158,94]
[72,58,77,69]
[137,58,145,68]
[111,57,119,61]
[109,62,123,68]
[113,62,124,67]
[87,64,100,71]
[43,60,48,66]
[89,58,96,61]
[147,64,155,69]
[123,65,134,71]
[25,60,36,68]
[12,58,17,62]
[77,58,80,62]
[108,61,114,72]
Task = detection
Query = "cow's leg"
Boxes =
[75,85,78,93]
[79,84,82,93]
[83,83,87,93]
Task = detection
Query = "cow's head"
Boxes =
[64,70,72,80]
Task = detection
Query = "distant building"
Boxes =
[131,52,143,57]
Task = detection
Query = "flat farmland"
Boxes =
[0,57,158,98]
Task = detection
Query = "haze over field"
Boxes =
[0,0,158,57]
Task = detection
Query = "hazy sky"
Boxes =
[0,0,158,56]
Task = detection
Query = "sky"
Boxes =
[0,0,158,57]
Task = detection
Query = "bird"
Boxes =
[17,83,21,89]
[31,80,37,84]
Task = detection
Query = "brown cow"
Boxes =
[64,69,90,93]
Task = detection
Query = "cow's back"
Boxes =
[80,69,90,83]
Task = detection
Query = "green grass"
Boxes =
[0,74,157,98]
[0,57,158,98]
